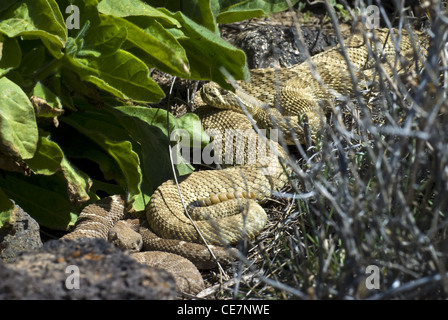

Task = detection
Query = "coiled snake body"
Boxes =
[63,28,427,294]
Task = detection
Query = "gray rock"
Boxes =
[0,203,43,263]
[0,238,177,299]
[223,24,338,69]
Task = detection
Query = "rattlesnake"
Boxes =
[63,27,427,295]
[201,27,427,144]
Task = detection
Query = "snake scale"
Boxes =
[63,27,427,294]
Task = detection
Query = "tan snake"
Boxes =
[63,27,428,294]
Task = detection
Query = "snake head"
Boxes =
[201,82,267,116]
[200,83,237,109]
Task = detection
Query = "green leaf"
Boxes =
[78,16,128,57]
[98,0,180,27]
[145,0,218,32]
[61,109,142,205]
[23,133,91,203]
[114,105,209,154]
[159,8,249,86]
[216,9,265,23]
[0,0,67,58]
[146,0,299,27]
[15,40,45,77]
[104,14,190,77]
[111,106,210,210]
[61,131,124,183]
[0,172,76,229]
[0,77,38,159]
[32,81,63,115]
[25,135,63,175]
[147,0,218,33]
[78,0,190,77]
[175,112,211,148]
[63,0,101,34]
[0,0,20,15]
[0,188,14,228]
[63,46,165,103]
[111,106,187,210]
[216,0,301,23]
[194,0,219,33]
[60,157,92,204]
[0,35,21,77]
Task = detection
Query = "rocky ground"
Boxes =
[0,204,177,299]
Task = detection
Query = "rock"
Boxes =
[0,203,43,263]
[222,23,338,69]
[0,238,176,299]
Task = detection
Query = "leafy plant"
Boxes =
[0,0,298,229]
[327,0,351,22]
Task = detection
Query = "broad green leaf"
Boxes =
[58,0,126,59]
[32,82,63,114]
[0,172,76,229]
[0,188,14,228]
[175,112,211,148]
[89,179,123,197]
[60,0,101,36]
[145,0,218,32]
[0,0,20,15]
[0,0,67,58]
[25,135,63,175]
[78,16,127,57]
[159,9,249,87]
[216,0,301,23]
[98,0,180,27]
[103,15,189,77]
[110,106,210,210]
[114,105,177,136]
[70,147,122,182]
[216,9,265,23]
[0,77,38,159]
[61,109,142,205]
[63,103,130,141]
[114,105,209,152]
[192,0,219,33]
[69,0,189,76]
[60,157,92,204]
[147,0,300,27]
[0,36,21,77]
[55,124,125,192]
[111,106,188,210]
[16,41,45,77]
[100,139,141,201]
[63,46,165,103]
[23,134,91,203]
